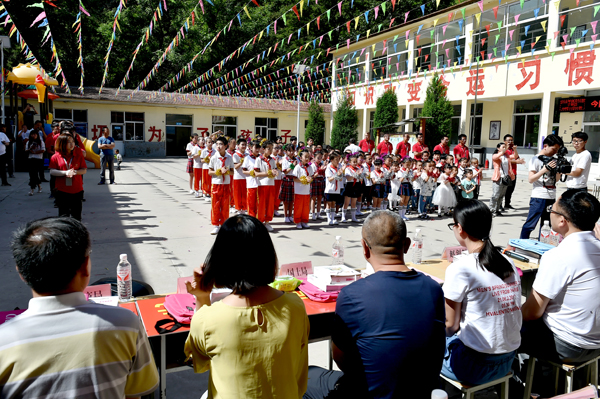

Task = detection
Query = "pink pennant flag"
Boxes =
[562,34,568,44]
[443,25,448,35]
[592,21,598,34]
[488,53,493,60]
[505,44,511,51]
[442,39,447,47]
[347,39,350,49]
[593,34,598,41]
[404,11,409,23]
[319,35,323,46]
[228,19,233,31]
[288,33,292,44]
[338,2,343,16]
[405,30,410,40]
[374,6,379,20]
[274,20,277,34]
[30,12,46,27]
[514,14,520,24]
[509,30,515,40]
[79,5,90,16]
[570,48,575,54]
[163,0,167,10]
[360,48,365,56]
[478,0,484,12]
[554,31,560,39]
[445,48,449,57]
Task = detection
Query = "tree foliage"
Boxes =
[421,72,454,150]
[331,91,358,149]
[373,89,398,137]
[305,99,325,145]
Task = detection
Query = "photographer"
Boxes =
[519,135,564,239]
[565,132,592,193]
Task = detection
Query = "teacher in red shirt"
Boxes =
[411,133,429,161]
[453,134,470,165]
[49,133,87,220]
[377,133,393,157]
[359,136,375,154]
[433,136,450,155]
[395,134,411,159]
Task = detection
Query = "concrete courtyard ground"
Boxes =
[0,158,576,398]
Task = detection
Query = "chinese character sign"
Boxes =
[440,75,450,96]
[90,125,108,140]
[407,80,422,102]
[364,87,374,105]
[239,129,253,140]
[466,69,485,96]
[516,59,541,91]
[148,126,162,142]
[565,50,596,86]
[196,127,209,137]
[280,129,292,143]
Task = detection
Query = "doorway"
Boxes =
[166,114,193,156]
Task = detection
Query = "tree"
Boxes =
[305,100,326,145]
[372,89,398,138]
[330,91,358,150]
[421,72,454,150]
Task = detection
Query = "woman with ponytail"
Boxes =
[442,199,522,385]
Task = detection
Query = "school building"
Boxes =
[43,88,331,157]
[330,0,600,176]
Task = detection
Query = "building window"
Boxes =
[371,38,409,81]
[335,52,366,87]
[513,99,541,148]
[111,111,144,141]
[470,103,484,146]
[255,118,278,141]
[212,116,237,138]
[54,108,88,137]
[451,105,462,144]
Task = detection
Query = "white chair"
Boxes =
[441,372,512,399]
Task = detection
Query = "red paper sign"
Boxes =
[441,246,468,262]
[83,283,112,298]
[279,261,313,278]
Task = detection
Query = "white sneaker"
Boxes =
[332,219,340,225]
[341,218,348,223]
[210,226,220,235]
[194,192,200,198]
[204,197,211,202]
[274,211,281,217]
[356,210,364,216]
[312,213,317,221]
[285,217,293,223]
[296,223,303,229]
[190,189,195,194]
[264,223,274,232]
[301,222,309,228]
[317,213,326,220]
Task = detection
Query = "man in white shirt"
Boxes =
[565,132,592,193]
[343,138,361,154]
[0,127,10,186]
[519,135,563,239]
[521,189,600,368]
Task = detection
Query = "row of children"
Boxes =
[184,133,484,233]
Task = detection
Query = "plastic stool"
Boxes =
[441,372,512,399]
[523,355,599,399]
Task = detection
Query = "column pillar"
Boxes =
[538,91,553,150]
[460,97,469,137]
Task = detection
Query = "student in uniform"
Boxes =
[190,139,204,198]
[200,138,215,201]
[208,137,234,235]
[397,158,414,221]
[418,161,436,219]
[227,138,237,207]
[292,150,316,229]
[324,152,343,225]
[341,154,361,223]
[310,151,327,221]
[254,140,278,232]
[186,134,199,194]
[232,138,248,214]
[355,153,366,216]
[362,154,374,211]
[280,144,297,223]
[381,155,393,210]
[242,141,261,218]
[272,144,284,217]
[370,159,386,211]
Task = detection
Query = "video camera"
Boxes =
[538,145,572,175]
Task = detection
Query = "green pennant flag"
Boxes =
[476,56,480,62]
[461,7,465,19]
[378,23,382,32]
[570,26,576,37]
[495,34,500,44]
[493,47,497,56]
[520,0,524,8]
[328,30,333,41]
[393,34,398,41]
[327,9,331,22]
[435,51,439,59]
[343,54,348,60]
[381,2,386,15]
[595,5,600,17]
[283,12,287,25]
[336,43,339,51]
[497,21,502,29]
[575,38,581,47]
[551,51,556,61]
[430,30,434,39]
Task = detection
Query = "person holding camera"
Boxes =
[564,132,592,193]
[519,135,564,239]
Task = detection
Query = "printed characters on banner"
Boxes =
[148,126,163,142]
[364,86,374,105]
[407,80,422,102]
[565,49,596,86]
[466,68,485,96]
[516,59,541,91]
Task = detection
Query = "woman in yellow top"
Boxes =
[184,214,310,399]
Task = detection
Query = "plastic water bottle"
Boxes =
[117,254,132,301]
[549,230,561,247]
[332,236,344,265]
[431,389,448,399]
[412,229,423,265]
[540,221,551,244]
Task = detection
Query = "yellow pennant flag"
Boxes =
[300,0,304,16]
[157,6,162,20]
[436,0,441,8]
[405,39,409,48]
[286,66,290,74]
[454,61,458,67]
[468,42,472,50]
[244,6,251,19]
[116,19,121,32]
[267,46,272,56]
[541,20,547,32]
[433,18,439,27]
[415,57,419,65]
[307,22,311,35]
[475,13,481,26]
[554,1,560,12]
[367,29,371,38]
[372,44,376,53]
[355,17,359,29]
[259,30,264,40]
[545,45,550,52]
[356,58,359,64]
[534,36,541,45]
[516,46,522,54]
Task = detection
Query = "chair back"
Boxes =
[549,385,598,399]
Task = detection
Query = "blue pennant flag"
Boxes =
[421,4,425,15]
[365,11,369,24]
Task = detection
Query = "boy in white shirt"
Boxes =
[191,142,204,198]
[200,138,215,201]
[254,141,278,232]
[292,150,316,229]
[324,152,343,225]
[242,141,261,218]
[273,144,284,217]
[279,145,297,223]
[207,137,234,235]
[342,154,362,223]
[418,161,436,219]
[362,154,374,210]
[185,134,198,194]
[232,138,247,214]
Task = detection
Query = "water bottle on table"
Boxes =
[117,254,132,301]
[540,221,551,244]
[332,236,344,265]
[412,229,423,265]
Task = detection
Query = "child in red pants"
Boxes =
[242,141,261,218]
[208,136,234,235]
[254,140,278,232]
[292,150,316,229]
[200,137,215,201]
[232,138,248,214]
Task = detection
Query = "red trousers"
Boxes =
[274,180,282,209]
[211,184,230,226]
[294,194,310,224]
[201,169,211,195]
[247,187,258,218]
[257,185,275,223]
[233,179,247,211]
[193,168,202,192]
[229,179,234,204]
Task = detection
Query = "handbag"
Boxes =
[154,294,196,334]
[500,175,511,186]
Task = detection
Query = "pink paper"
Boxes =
[279,261,313,278]
[84,283,111,298]
[441,246,468,262]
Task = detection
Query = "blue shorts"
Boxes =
[325,193,342,203]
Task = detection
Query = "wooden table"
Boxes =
[135,293,337,399]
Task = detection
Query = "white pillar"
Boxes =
[405,104,412,133]
[547,0,560,50]
[362,108,369,139]
[538,91,553,150]
[460,97,469,137]
[407,34,415,75]
[464,20,474,66]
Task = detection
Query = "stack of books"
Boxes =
[307,265,361,292]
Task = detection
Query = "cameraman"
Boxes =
[565,132,592,193]
[520,135,564,239]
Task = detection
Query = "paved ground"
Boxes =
[0,158,571,398]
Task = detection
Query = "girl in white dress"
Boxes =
[432,164,457,217]
[388,161,401,210]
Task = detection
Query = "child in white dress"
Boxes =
[388,161,401,210]
[432,164,457,217]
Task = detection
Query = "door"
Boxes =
[166,114,193,156]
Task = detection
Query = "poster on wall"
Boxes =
[75,123,88,138]
[489,121,501,141]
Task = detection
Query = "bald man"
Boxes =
[304,211,446,399]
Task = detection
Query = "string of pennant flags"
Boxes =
[0,3,41,67]
[99,0,126,93]
[73,1,88,95]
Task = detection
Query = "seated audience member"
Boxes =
[304,211,446,399]
[443,200,522,385]
[184,215,309,398]
[521,189,600,364]
[1,217,159,398]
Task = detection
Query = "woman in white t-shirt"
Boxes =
[443,199,522,385]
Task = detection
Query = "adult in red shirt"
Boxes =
[359,136,375,154]
[411,133,429,161]
[453,134,470,165]
[49,133,87,220]
[395,134,411,159]
[377,133,393,157]
[432,135,450,155]
[503,133,525,209]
